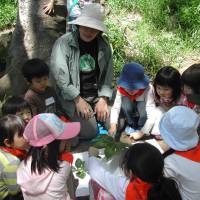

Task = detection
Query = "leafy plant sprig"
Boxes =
[91,135,129,159]
[72,158,86,179]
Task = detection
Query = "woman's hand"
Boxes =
[94,97,109,122]
[43,0,54,14]
[74,96,93,120]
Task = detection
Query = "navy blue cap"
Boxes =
[117,62,149,90]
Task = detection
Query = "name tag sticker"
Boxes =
[45,97,55,106]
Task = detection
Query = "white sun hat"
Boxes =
[68,3,107,32]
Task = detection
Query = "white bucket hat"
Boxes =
[68,3,107,32]
[159,106,200,151]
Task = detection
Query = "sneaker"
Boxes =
[124,126,137,135]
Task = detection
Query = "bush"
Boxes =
[134,0,200,36]
[107,0,134,12]
[105,19,129,81]
[0,0,17,30]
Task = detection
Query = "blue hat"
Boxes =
[159,106,200,151]
[117,62,149,90]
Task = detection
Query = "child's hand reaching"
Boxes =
[43,0,54,14]
[108,123,117,136]
[129,130,144,140]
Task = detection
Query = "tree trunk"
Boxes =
[4,0,66,96]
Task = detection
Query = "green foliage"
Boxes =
[91,135,129,159]
[72,158,86,179]
[133,0,170,27]
[133,0,200,48]
[130,22,188,77]
[107,0,134,12]
[105,0,199,80]
[105,19,129,80]
[0,0,17,30]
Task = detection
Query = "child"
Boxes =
[153,66,181,110]
[22,58,62,116]
[2,96,32,125]
[17,113,80,200]
[181,63,200,114]
[88,143,182,200]
[157,106,200,200]
[43,0,97,31]
[151,66,182,136]
[109,62,156,140]
[0,115,28,200]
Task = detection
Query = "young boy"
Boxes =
[2,96,32,125]
[22,58,62,116]
[0,115,28,200]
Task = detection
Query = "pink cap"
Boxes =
[23,113,80,147]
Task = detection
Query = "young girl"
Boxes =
[0,115,28,200]
[2,96,32,125]
[17,113,80,200]
[109,62,156,140]
[88,143,182,200]
[154,66,181,110]
[151,66,181,136]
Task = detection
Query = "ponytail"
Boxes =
[148,176,182,200]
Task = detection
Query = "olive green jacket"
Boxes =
[50,31,113,117]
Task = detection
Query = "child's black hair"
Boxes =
[22,58,49,82]
[153,66,181,101]
[0,115,25,146]
[181,63,200,94]
[121,143,182,200]
[2,96,32,116]
[25,140,60,174]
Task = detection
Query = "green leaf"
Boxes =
[75,158,84,168]
[76,171,86,179]
[104,146,116,159]
[93,141,107,149]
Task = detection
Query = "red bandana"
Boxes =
[117,87,145,101]
[126,178,151,200]
[59,152,74,164]
[0,146,27,160]
[175,144,200,163]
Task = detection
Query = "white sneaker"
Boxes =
[125,126,137,135]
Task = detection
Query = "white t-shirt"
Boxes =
[88,156,129,200]
[164,153,200,200]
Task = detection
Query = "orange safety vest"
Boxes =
[125,178,151,200]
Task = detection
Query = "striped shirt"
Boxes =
[0,149,20,200]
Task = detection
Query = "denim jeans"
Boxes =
[121,96,147,129]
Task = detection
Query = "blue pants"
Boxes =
[121,96,147,129]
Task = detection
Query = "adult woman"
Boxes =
[50,3,113,140]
